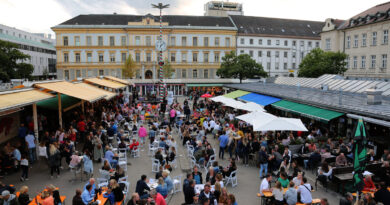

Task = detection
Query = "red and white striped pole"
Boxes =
[158,7,164,102]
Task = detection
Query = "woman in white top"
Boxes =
[272,181,284,205]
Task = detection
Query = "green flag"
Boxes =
[353,118,367,192]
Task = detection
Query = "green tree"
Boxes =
[0,40,34,82]
[162,58,174,79]
[298,48,348,78]
[217,51,267,83]
[122,54,136,78]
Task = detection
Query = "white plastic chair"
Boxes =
[148,143,158,156]
[99,169,111,180]
[97,178,108,188]
[225,170,238,187]
[118,176,128,182]
[170,157,178,169]
[172,175,182,194]
[152,159,160,173]
[69,164,82,182]
[131,146,140,158]
[206,155,216,168]
[119,181,130,199]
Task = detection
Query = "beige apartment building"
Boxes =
[321,2,390,80]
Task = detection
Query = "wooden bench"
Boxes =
[296,198,321,205]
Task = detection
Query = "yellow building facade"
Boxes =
[52,14,236,80]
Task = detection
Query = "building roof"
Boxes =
[0,32,55,50]
[58,14,235,28]
[229,15,324,38]
[225,82,390,121]
[338,1,390,29]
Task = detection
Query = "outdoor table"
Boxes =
[194,184,215,194]
[16,188,66,205]
[147,178,158,189]
[97,187,125,205]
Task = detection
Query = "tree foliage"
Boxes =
[163,58,174,79]
[122,54,136,79]
[217,51,267,83]
[0,40,34,82]
[298,48,348,78]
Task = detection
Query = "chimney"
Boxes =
[366,87,382,105]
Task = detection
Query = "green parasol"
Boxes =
[353,118,368,192]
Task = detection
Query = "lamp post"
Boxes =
[152,3,169,103]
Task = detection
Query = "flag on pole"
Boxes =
[353,118,368,192]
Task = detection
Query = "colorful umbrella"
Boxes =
[353,118,368,193]
[201,93,213,98]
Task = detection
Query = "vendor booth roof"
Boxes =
[0,89,54,112]
[104,76,133,86]
[74,83,116,100]
[84,78,126,89]
[223,90,250,99]
[34,81,106,102]
[37,94,80,110]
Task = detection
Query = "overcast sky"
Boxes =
[0,0,387,35]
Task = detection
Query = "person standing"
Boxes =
[48,144,61,178]
[138,125,147,145]
[20,154,29,181]
[218,131,229,160]
[25,131,36,164]
[297,177,312,204]
[259,146,269,179]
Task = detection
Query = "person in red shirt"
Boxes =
[77,119,86,141]
[150,190,166,205]
[129,138,139,151]
[362,175,376,191]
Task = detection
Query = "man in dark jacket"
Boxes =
[374,182,390,205]
[135,175,150,200]
[339,192,353,205]
[192,166,203,184]
[198,184,215,203]
[72,189,84,205]
[184,180,197,204]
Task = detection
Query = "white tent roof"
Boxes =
[210,96,231,103]
[236,112,308,131]
[237,102,265,112]
[221,98,246,109]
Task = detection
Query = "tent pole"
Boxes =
[81,100,85,115]
[32,103,39,142]
[58,93,62,128]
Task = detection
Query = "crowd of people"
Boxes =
[3,87,390,205]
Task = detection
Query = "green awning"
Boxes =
[186,84,223,87]
[223,90,250,99]
[271,100,344,122]
[37,94,80,110]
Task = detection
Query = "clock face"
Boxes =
[155,40,167,51]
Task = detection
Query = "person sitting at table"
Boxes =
[0,190,18,205]
[72,189,84,205]
[222,160,237,178]
[118,138,127,150]
[102,160,112,172]
[272,181,284,205]
[206,167,216,185]
[325,138,335,151]
[377,161,390,186]
[381,149,389,162]
[218,188,228,204]
[321,148,332,163]
[277,171,289,188]
[199,183,215,203]
[154,149,165,166]
[363,192,376,205]
[109,179,124,202]
[84,178,97,196]
[317,162,332,189]
[104,147,118,168]
[215,174,224,189]
[259,174,272,196]
[112,167,125,182]
[288,160,301,178]
[284,181,297,205]
[135,175,150,200]
[307,142,317,152]
[304,149,321,170]
[297,177,312,204]
[374,182,390,205]
[362,175,376,192]
[129,138,139,151]
[162,171,173,194]
[292,172,303,188]
[0,181,15,194]
[336,153,348,167]
[166,147,176,164]
[47,185,61,205]
[150,189,166,205]
[81,185,94,205]
[192,166,203,184]
[17,186,31,205]
[213,182,221,203]
[367,149,375,163]
[103,189,115,205]
[339,192,354,205]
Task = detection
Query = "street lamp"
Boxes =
[152,3,169,102]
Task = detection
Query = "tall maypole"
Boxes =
[152,3,169,102]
